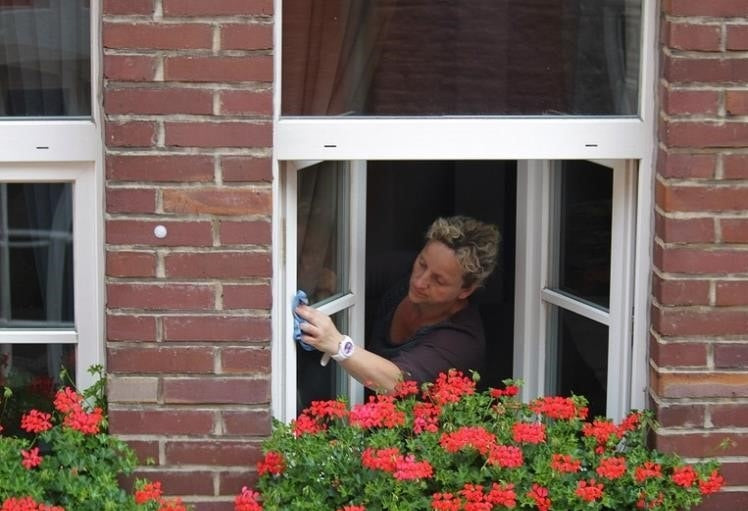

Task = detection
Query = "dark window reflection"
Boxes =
[0,183,74,327]
[0,343,75,436]
[558,161,612,309]
[551,308,607,418]
[0,1,91,116]
[297,311,347,413]
[283,0,641,116]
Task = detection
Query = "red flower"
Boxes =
[636,491,664,510]
[440,426,496,455]
[291,413,324,436]
[392,380,419,398]
[63,407,103,435]
[530,396,581,420]
[527,484,551,511]
[672,465,697,487]
[307,400,348,420]
[393,455,433,481]
[596,456,626,480]
[512,422,546,444]
[1,497,64,511]
[486,483,517,508]
[257,451,285,476]
[135,481,163,504]
[634,461,662,482]
[53,387,83,415]
[550,453,581,473]
[487,444,524,468]
[576,479,604,502]
[699,470,724,495]
[349,396,405,429]
[235,487,263,511]
[413,402,440,434]
[425,370,476,405]
[158,498,187,511]
[431,492,461,511]
[582,419,619,446]
[21,447,43,469]
[20,410,52,434]
[337,506,366,511]
[490,384,519,398]
[617,411,641,435]
[362,447,400,472]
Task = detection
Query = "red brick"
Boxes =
[651,369,748,398]
[658,182,748,212]
[106,88,213,115]
[220,24,273,50]
[221,157,272,182]
[131,470,214,495]
[711,403,748,427]
[106,188,156,214]
[657,150,716,179]
[219,90,272,116]
[654,245,748,274]
[655,213,714,243]
[220,347,270,373]
[165,252,271,279]
[664,55,748,84]
[163,316,270,342]
[164,377,269,404]
[222,284,272,310]
[164,440,261,466]
[107,315,157,341]
[106,220,213,247]
[715,281,748,306]
[120,440,159,464]
[164,56,273,83]
[664,88,719,115]
[667,22,722,51]
[106,251,156,278]
[654,430,748,457]
[105,121,157,148]
[714,343,748,368]
[720,461,748,486]
[108,283,215,310]
[726,90,748,116]
[665,0,748,17]
[163,0,272,16]
[652,275,710,306]
[109,409,214,435]
[103,0,154,15]
[664,121,748,149]
[164,122,272,148]
[107,154,214,182]
[104,55,157,82]
[694,492,748,511]
[219,471,259,496]
[722,218,748,242]
[109,346,214,373]
[218,220,271,245]
[653,305,748,336]
[650,339,707,367]
[727,24,748,50]
[723,154,748,179]
[162,188,270,216]
[652,402,705,428]
[104,22,212,50]
[222,409,271,436]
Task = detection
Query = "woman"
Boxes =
[296,216,500,392]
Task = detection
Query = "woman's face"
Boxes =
[408,241,476,306]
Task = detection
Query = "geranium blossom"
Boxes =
[672,465,697,487]
[157,498,187,511]
[62,407,103,435]
[235,487,263,511]
[512,422,545,444]
[291,413,324,436]
[531,396,582,420]
[489,384,519,398]
[431,492,461,511]
[349,396,405,429]
[596,456,626,480]
[20,410,52,434]
[413,402,440,434]
[425,369,476,405]
[440,426,496,455]
[582,419,619,446]
[699,470,724,495]
[362,447,400,472]
[1,497,64,511]
[135,481,163,504]
[21,447,42,469]
[487,444,523,468]
[393,455,433,480]
[257,451,285,476]
[527,484,551,511]
[550,453,581,473]
[53,387,83,414]
[307,400,348,420]
[576,479,604,502]
[634,461,662,482]
[337,506,366,511]
[392,380,419,398]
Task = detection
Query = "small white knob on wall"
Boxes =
[153,225,167,239]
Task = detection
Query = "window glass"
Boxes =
[297,162,350,305]
[0,1,91,117]
[283,0,641,116]
[549,307,607,418]
[557,161,612,309]
[0,183,74,328]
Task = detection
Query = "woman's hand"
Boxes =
[294,305,344,355]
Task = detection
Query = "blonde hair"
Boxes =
[426,216,500,288]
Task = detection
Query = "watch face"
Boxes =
[342,340,354,356]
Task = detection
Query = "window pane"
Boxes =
[296,310,348,413]
[297,162,350,305]
[556,161,612,309]
[283,0,641,116]
[548,307,607,418]
[0,183,74,328]
[0,1,91,117]
[0,343,75,436]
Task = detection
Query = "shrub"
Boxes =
[236,370,724,511]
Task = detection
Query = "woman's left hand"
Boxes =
[295,305,344,355]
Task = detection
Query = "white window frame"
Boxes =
[272,0,656,422]
[0,1,103,391]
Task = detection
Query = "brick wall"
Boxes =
[653,1,748,509]
[102,0,273,508]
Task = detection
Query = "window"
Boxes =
[0,0,101,423]
[272,0,655,422]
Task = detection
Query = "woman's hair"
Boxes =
[425,216,501,288]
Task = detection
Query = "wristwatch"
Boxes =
[332,335,355,362]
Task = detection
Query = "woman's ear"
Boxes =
[457,283,479,300]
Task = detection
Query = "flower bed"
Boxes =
[236,370,723,511]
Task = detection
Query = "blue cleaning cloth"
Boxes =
[292,290,314,351]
